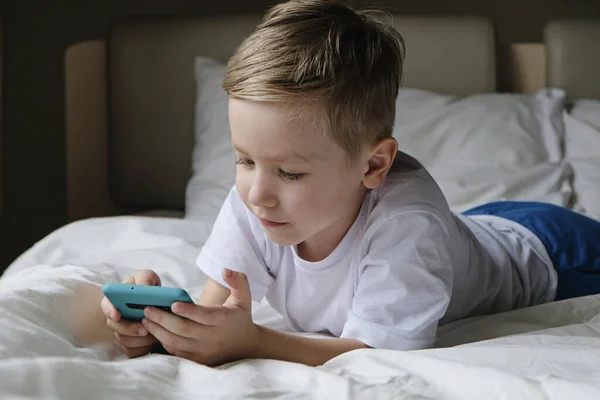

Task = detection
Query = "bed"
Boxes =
[2,14,600,399]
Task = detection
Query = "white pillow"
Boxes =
[393,88,572,212]
[563,99,600,220]
[185,57,236,223]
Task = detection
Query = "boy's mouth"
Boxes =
[258,217,287,228]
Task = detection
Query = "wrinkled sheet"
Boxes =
[1,216,599,399]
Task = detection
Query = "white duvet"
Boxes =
[1,216,600,399]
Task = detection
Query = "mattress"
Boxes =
[1,216,600,399]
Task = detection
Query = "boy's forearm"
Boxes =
[198,278,231,306]
[71,285,114,344]
[250,325,369,366]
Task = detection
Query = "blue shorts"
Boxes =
[463,201,600,301]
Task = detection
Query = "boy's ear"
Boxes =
[362,137,398,189]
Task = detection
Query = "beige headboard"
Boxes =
[545,20,600,100]
[67,15,496,217]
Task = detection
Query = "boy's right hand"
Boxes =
[100,269,161,358]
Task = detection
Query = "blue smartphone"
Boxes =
[102,283,195,321]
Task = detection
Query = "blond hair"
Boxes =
[223,0,405,160]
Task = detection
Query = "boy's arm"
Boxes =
[198,277,369,365]
[197,278,231,306]
[252,326,370,366]
[144,270,369,366]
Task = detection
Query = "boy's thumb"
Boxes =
[223,269,252,310]
[122,270,161,286]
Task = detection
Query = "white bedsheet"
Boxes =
[1,216,600,399]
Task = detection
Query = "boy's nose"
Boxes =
[248,177,277,208]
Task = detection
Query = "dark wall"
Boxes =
[1,0,600,272]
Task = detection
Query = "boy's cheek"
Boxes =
[234,176,251,202]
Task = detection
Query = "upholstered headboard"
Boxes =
[545,20,600,100]
[105,15,495,212]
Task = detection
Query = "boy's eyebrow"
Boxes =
[232,145,313,162]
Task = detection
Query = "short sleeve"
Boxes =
[340,211,454,350]
[196,186,274,301]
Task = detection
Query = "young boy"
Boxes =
[101,0,600,366]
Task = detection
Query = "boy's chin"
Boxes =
[263,229,303,247]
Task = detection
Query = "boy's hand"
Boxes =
[100,269,161,358]
[141,269,259,366]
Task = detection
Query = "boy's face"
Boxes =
[229,98,368,261]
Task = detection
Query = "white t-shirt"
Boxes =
[197,152,558,350]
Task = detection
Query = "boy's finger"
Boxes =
[171,302,225,326]
[222,269,252,311]
[121,275,136,285]
[100,296,120,321]
[122,345,153,359]
[130,270,161,287]
[141,318,195,353]
[115,333,157,349]
[106,318,147,337]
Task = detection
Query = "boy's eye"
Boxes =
[277,169,305,181]
[235,157,254,167]
[235,157,304,180]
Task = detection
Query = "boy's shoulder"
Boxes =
[355,153,459,260]
[369,151,449,217]
[356,151,457,244]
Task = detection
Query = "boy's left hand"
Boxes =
[141,269,259,366]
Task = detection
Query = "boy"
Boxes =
[101,0,600,366]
